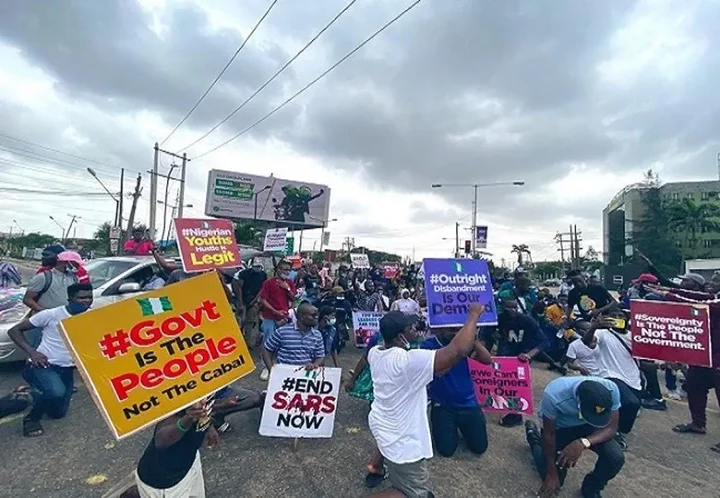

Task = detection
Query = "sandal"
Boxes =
[216,421,233,434]
[672,423,706,434]
[364,466,387,489]
[23,418,44,438]
[499,415,523,428]
[710,443,720,454]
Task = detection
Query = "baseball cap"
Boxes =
[57,251,84,265]
[379,311,418,343]
[577,380,614,428]
[43,245,65,256]
[632,273,659,285]
[682,273,706,286]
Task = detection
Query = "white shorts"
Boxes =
[135,451,205,498]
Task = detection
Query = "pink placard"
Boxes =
[468,357,534,415]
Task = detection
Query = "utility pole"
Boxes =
[66,214,82,244]
[178,153,187,218]
[471,185,478,255]
[124,173,143,247]
[455,222,460,258]
[118,168,125,228]
[149,143,159,240]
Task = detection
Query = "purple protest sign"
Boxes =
[422,258,498,327]
[468,357,534,415]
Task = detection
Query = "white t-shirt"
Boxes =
[565,339,600,376]
[594,329,641,390]
[29,306,74,367]
[367,346,436,464]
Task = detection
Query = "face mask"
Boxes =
[65,265,78,275]
[399,333,411,350]
[328,318,337,326]
[68,303,90,315]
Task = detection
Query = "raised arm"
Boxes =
[433,303,483,374]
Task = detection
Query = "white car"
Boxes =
[0,251,260,363]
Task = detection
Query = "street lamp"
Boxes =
[157,200,194,243]
[49,215,66,241]
[432,181,525,255]
[319,218,338,252]
[87,167,120,226]
[12,219,24,236]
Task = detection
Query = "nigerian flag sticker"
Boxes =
[137,296,173,316]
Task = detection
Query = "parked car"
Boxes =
[0,250,260,363]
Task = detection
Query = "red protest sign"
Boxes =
[468,357,534,415]
[174,218,241,272]
[382,263,399,279]
[631,300,712,367]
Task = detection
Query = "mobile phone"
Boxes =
[612,318,626,329]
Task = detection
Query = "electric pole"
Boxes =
[124,173,143,246]
[150,144,188,241]
[455,222,460,258]
[178,152,187,218]
[118,168,125,228]
[149,143,158,240]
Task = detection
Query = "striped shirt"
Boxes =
[264,323,325,366]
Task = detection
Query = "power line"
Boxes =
[178,0,359,152]
[191,0,425,160]
[0,186,111,197]
[159,0,280,146]
[0,132,130,174]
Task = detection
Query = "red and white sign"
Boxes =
[174,218,241,272]
[382,263,400,279]
[631,300,712,367]
[259,365,341,438]
[469,357,534,415]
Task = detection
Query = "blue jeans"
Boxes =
[665,368,678,391]
[23,363,74,422]
[261,319,280,344]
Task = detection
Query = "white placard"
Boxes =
[263,227,289,252]
[259,365,342,438]
[350,253,370,269]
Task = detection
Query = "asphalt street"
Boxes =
[0,346,718,497]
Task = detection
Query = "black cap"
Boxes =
[577,380,614,428]
[379,311,418,343]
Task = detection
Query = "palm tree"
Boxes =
[668,198,720,258]
[511,244,531,265]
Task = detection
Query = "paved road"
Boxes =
[0,347,718,498]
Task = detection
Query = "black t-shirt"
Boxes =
[236,268,267,305]
[303,274,322,298]
[136,420,207,489]
[567,284,613,318]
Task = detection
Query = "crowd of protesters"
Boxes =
[2,243,720,497]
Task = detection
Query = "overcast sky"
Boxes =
[1,0,719,264]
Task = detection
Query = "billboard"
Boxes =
[205,170,331,229]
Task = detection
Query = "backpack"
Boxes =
[36,270,79,301]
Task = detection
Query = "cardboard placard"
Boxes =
[174,218,241,272]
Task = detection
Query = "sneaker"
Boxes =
[641,398,668,411]
[614,432,628,451]
[668,390,682,401]
[581,475,602,498]
[260,368,270,381]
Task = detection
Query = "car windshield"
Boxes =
[85,260,138,289]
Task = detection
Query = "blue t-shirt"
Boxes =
[480,313,547,357]
[539,377,621,429]
[420,335,478,408]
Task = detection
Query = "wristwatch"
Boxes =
[580,438,591,449]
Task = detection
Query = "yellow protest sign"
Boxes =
[60,272,254,439]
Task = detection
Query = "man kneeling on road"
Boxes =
[368,304,484,498]
[420,327,492,458]
[526,377,625,498]
[262,302,326,373]
[9,282,93,437]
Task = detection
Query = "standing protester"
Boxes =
[420,327,492,458]
[367,305,483,498]
[8,282,93,437]
[645,284,720,453]
[390,288,421,316]
[257,260,297,381]
[526,377,624,498]
[262,302,325,371]
[232,263,267,349]
[357,280,382,312]
[318,306,340,367]
[581,311,656,451]
[480,298,546,427]
[302,263,323,305]
[135,400,219,498]
[566,270,617,321]
[124,228,154,255]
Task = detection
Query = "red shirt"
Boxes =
[36,265,90,284]
[123,239,154,255]
[258,277,296,321]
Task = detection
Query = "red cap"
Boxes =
[632,273,659,285]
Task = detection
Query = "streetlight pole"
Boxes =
[253,185,271,220]
[87,168,120,226]
[431,181,525,256]
[12,219,24,237]
[319,218,338,252]
[49,215,66,241]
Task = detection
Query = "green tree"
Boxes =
[668,198,720,258]
[234,222,264,247]
[511,244,531,265]
[631,170,682,275]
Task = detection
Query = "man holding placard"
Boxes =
[367,304,483,498]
